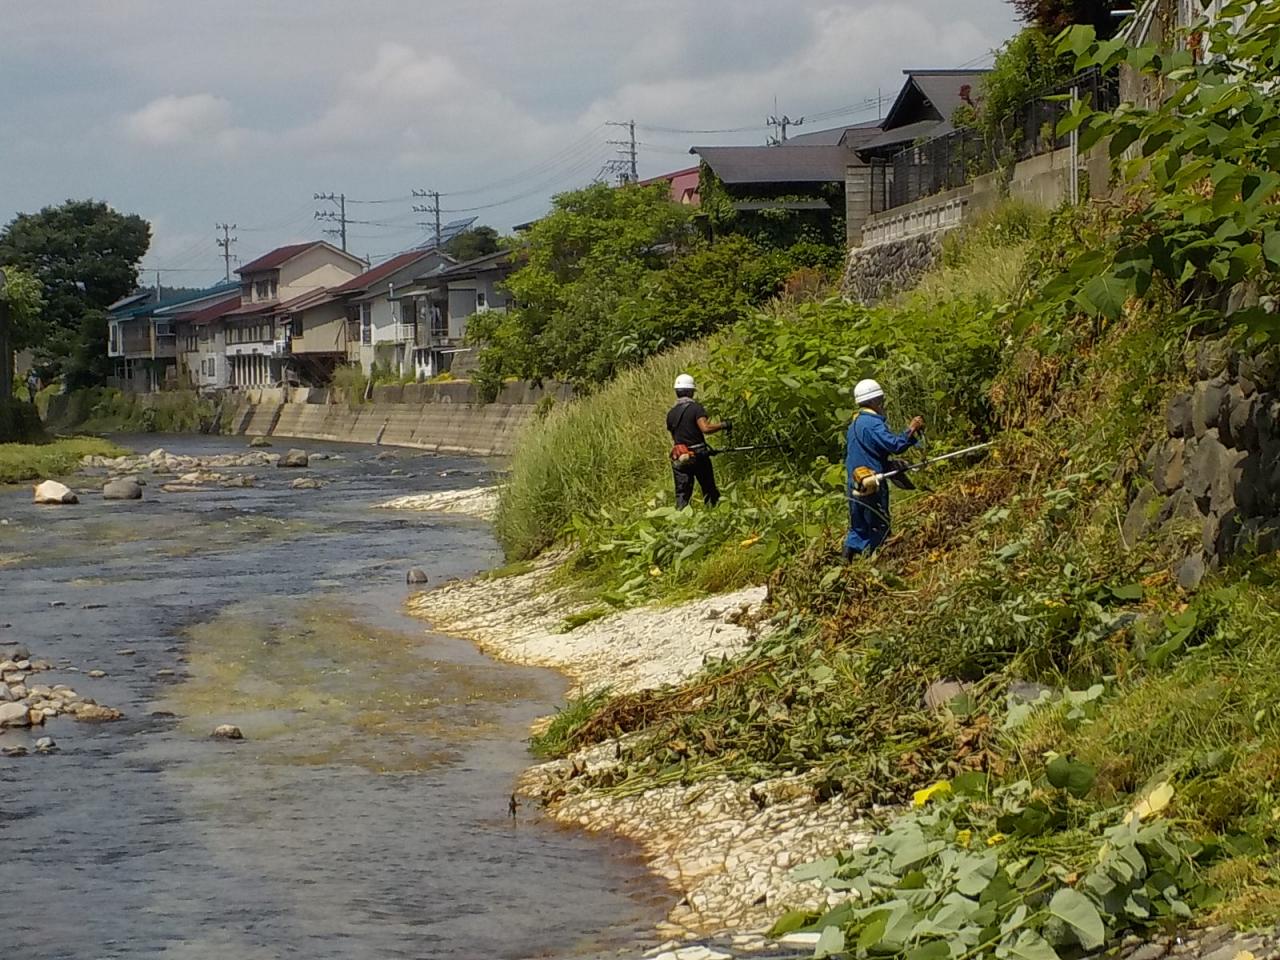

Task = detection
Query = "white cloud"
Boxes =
[125,93,240,149]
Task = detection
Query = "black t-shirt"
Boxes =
[667,399,708,446]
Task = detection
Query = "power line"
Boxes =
[434,124,609,197]
[437,146,614,213]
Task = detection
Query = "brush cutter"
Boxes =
[854,441,994,496]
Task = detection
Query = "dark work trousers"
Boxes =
[673,454,720,509]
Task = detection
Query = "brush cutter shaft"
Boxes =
[870,441,994,482]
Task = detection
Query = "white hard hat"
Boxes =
[854,379,885,405]
[674,373,697,392]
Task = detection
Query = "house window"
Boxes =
[109,323,120,354]
[291,315,303,336]
[199,327,209,342]
[476,291,487,310]
[361,303,372,345]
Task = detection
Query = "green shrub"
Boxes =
[0,398,45,443]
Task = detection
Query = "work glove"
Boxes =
[721,419,733,433]
[887,459,916,490]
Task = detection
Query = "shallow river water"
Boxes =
[0,436,667,959]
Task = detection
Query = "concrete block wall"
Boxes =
[227,398,536,456]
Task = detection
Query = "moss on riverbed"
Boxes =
[169,600,547,774]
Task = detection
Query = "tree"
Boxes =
[443,225,501,262]
[1008,0,1123,39]
[0,266,44,401]
[470,183,695,389]
[0,200,150,387]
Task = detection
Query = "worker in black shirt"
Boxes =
[666,373,731,509]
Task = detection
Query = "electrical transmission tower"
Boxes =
[215,223,238,281]
[605,120,639,184]
[411,189,442,248]
[313,193,349,251]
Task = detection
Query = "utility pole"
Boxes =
[606,120,639,183]
[767,111,805,144]
[412,189,442,248]
[313,193,349,251]
[215,223,238,282]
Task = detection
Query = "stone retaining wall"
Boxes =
[1125,338,1280,587]
[842,233,944,305]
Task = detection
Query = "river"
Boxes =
[0,435,667,959]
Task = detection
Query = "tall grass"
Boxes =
[495,342,707,559]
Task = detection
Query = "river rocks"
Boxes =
[211,724,244,740]
[249,436,272,448]
[74,704,123,723]
[290,477,325,490]
[221,474,256,488]
[278,449,309,468]
[87,669,106,679]
[0,701,30,727]
[406,568,429,585]
[34,736,57,753]
[32,480,78,505]
[102,478,143,501]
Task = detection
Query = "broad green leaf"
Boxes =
[955,853,999,897]
[1046,757,1097,798]
[769,909,815,937]
[1049,888,1106,949]
[1263,230,1280,268]
[1110,583,1143,601]
[997,929,1061,960]
[1077,274,1128,321]
[907,942,951,960]
[815,924,845,959]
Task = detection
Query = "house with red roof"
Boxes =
[107,282,238,392]
[221,240,366,388]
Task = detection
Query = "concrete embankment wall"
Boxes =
[226,382,571,457]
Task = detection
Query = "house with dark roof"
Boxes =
[689,140,862,249]
[323,248,454,379]
[107,282,238,392]
[389,247,519,378]
[220,240,366,388]
[853,69,988,162]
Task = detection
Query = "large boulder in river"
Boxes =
[278,449,309,468]
[102,478,143,501]
[248,436,272,448]
[32,480,78,505]
[0,701,31,727]
[406,568,429,584]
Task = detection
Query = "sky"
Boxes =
[0,0,1020,287]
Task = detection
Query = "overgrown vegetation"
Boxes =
[0,436,125,484]
[46,388,221,434]
[469,182,842,396]
[510,6,1280,951]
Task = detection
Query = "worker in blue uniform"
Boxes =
[844,378,925,560]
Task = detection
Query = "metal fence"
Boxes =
[871,69,1120,214]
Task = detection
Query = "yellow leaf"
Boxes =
[955,829,972,848]
[649,566,663,577]
[739,535,761,549]
[986,833,1007,847]
[1131,782,1175,821]
[912,781,952,808]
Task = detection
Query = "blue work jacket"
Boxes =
[844,408,918,490]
